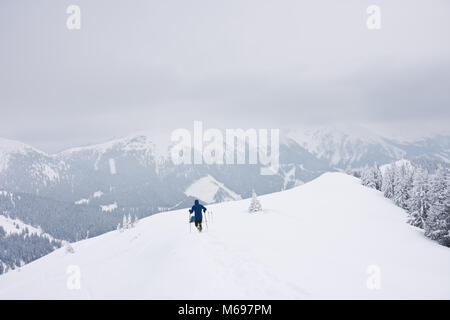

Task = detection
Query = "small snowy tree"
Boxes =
[248,190,262,213]
[63,241,75,254]
[127,213,132,228]
[122,214,128,230]
[118,214,138,231]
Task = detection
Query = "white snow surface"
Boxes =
[100,202,118,212]
[0,172,449,299]
[92,191,104,198]
[74,198,89,205]
[185,175,241,204]
[75,191,104,205]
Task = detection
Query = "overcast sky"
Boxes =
[1,0,449,152]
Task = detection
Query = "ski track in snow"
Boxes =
[198,232,310,298]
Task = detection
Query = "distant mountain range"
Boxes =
[1,126,449,216]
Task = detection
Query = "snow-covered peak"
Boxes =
[285,124,387,147]
[284,125,405,167]
[58,131,172,160]
[60,134,151,155]
[184,175,241,204]
[0,138,48,173]
[0,137,46,156]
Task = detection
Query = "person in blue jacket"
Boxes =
[189,199,207,232]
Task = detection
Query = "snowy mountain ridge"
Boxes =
[0,172,448,299]
[0,137,47,173]
[285,125,406,168]
[184,175,242,204]
[1,127,449,223]
[2,126,447,161]
[0,137,46,156]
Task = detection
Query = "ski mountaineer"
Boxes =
[189,200,207,232]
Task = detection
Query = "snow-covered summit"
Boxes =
[61,132,158,155]
[0,137,46,156]
[58,131,174,165]
[184,175,241,204]
[286,124,386,145]
[0,138,49,173]
[284,125,405,167]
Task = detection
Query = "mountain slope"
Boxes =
[0,190,123,242]
[184,175,241,204]
[0,138,67,195]
[0,172,448,299]
[285,125,405,168]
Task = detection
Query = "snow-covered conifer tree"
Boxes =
[393,164,413,210]
[361,166,376,189]
[127,213,132,228]
[382,164,396,199]
[248,190,262,213]
[373,163,382,191]
[361,164,383,191]
[64,241,75,254]
[424,167,450,246]
[407,168,430,228]
[122,215,128,230]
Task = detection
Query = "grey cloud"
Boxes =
[0,0,449,152]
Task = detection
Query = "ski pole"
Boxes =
[204,210,208,230]
[188,211,191,233]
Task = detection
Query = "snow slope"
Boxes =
[0,215,55,241]
[0,172,449,299]
[184,175,241,204]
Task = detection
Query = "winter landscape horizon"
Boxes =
[1,0,449,302]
